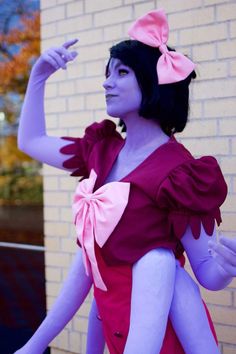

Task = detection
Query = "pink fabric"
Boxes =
[61,120,227,266]
[128,9,195,84]
[72,169,130,290]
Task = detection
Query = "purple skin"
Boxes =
[15,40,235,354]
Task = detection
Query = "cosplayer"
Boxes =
[15,9,236,354]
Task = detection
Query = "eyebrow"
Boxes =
[108,60,127,71]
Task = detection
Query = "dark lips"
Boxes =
[105,94,118,99]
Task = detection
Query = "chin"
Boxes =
[106,108,122,118]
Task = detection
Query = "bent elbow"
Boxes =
[17,135,27,154]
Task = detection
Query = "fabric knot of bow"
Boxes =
[72,169,130,291]
[128,9,195,84]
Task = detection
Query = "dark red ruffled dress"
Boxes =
[60,119,227,354]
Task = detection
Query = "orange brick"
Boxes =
[45,267,62,282]
[223,345,236,354]
[58,81,76,96]
[66,2,83,17]
[230,59,236,76]
[220,214,236,233]
[79,43,109,62]
[44,191,69,207]
[85,0,122,13]
[157,0,202,13]
[51,329,69,351]
[221,157,236,174]
[41,0,57,8]
[45,97,66,114]
[76,76,103,94]
[169,7,215,30]
[104,23,124,41]
[67,96,85,112]
[57,15,93,35]
[230,20,236,38]
[44,221,70,237]
[180,23,227,46]
[192,43,216,62]
[204,98,236,118]
[85,60,106,77]
[69,331,83,353]
[193,79,236,100]
[45,251,71,268]
[94,6,132,27]
[180,119,217,138]
[216,3,236,21]
[73,317,89,333]
[222,195,236,212]
[228,278,236,289]
[85,93,106,109]
[134,1,155,17]
[45,237,61,251]
[44,207,60,221]
[44,176,59,191]
[78,28,104,46]
[197,61,227,80]
[211,307,236,326]
[41,5,65,24]
[216,324,236,345]
[218,39,236,59]
[41,22,57,39]
[189,101,203,119]
[201,288,232,306]
[204,0,231,4]
[181,137,229,156]
[219,118,236,136]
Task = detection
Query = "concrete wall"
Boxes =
[40,0,236,353]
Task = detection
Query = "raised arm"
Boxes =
[18,39,78,170]
[14,250,92,354]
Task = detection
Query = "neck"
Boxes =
[121,114,169,153]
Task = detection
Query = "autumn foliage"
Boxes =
[0,11,40,96]
[0,8,42,206]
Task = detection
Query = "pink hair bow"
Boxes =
[73,169,130,291]
[128,9,195,84]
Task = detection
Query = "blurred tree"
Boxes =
[0,0,40,123]
[0,136,31,170]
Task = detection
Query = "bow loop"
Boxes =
[72,169,130,291]
[128,9,195,84]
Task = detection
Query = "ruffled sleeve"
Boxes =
[60,119,120,177]
[156,156,227,239]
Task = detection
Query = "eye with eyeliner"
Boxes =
[118,68,129,76]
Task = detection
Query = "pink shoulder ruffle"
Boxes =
[60,120,119,176]
[157,156,227,239]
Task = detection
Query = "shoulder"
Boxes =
[60,119,122,176]
[84,119,122,142]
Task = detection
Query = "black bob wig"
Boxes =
[107,40,196,136]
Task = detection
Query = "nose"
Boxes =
[103,75,115,90]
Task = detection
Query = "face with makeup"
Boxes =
[103,58,142,120]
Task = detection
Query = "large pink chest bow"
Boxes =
[72,169,130,291]
[128,9,195,84]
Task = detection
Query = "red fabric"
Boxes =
[60,119,227,265]
[60,120,223,352]
[94,249,217,354]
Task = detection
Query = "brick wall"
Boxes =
[40,0,236,353]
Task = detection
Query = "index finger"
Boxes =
[220,236,236,253]
[63,38,79,49]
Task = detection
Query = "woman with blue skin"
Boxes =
[15,9,236,354]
